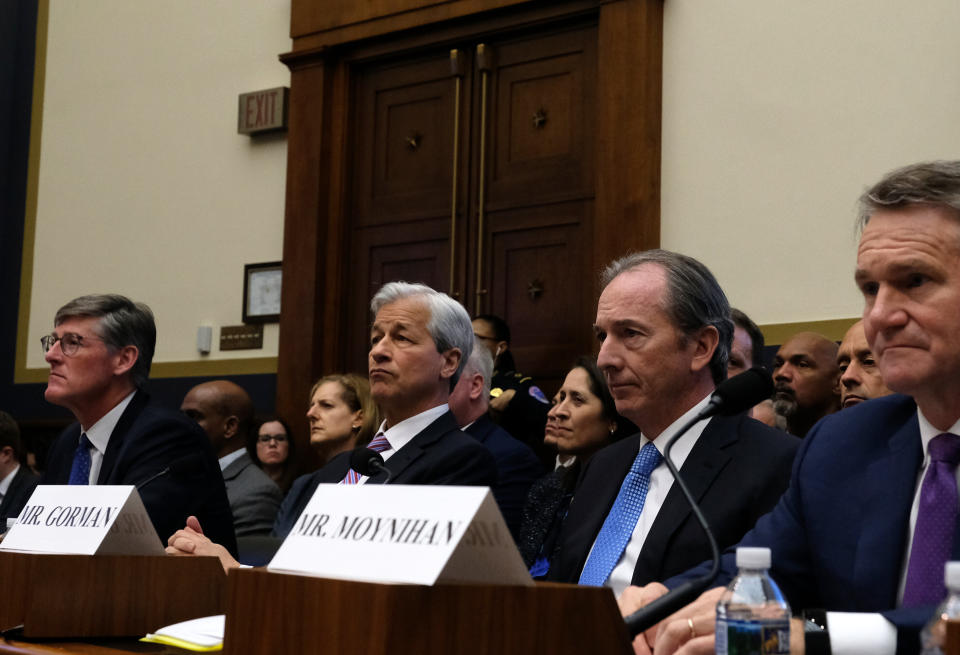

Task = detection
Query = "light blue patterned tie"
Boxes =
[579,441,662,586]
[68,433,93,485]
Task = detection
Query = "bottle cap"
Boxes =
[736,547,771,569]
[946,561,960,590]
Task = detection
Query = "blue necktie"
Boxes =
[579,442,662,586]
[68,433,93,485]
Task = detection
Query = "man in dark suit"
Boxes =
[0,411,39,528]
[448,341,542,540]
[626,161,960,655]
[181,380,281,537]
[38,294,237,555]
[166,282,496,570]
[548,250,798,597]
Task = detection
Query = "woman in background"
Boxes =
[518,356,635,579]
[250,417,297,494]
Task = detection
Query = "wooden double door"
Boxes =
[345,21,597,386]
[276,0,662,455]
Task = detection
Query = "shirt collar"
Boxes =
[377,404,449,453]
[641,393,714,469]
[0,464,19,496]
[916,408,960,459]
[83,390,137,456]
[219,448,247,472]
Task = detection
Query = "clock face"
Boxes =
[248,269,282,316]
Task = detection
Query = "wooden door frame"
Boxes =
[276,0,662,472]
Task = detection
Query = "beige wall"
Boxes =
[22,0,291,377]
[661,0,960,326]
[21,0,960,376]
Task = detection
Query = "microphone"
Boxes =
[135,454,206,491]
[623,367,773,636]
[348,447,393,484]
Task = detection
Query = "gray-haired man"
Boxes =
[549,250,798,597]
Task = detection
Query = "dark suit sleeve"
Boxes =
[103,409,238,557]
[491,445,542,540]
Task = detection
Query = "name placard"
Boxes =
[268,485,532,587]
[0,485,163,555]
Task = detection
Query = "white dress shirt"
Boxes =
[588,394,714,598]
[351,404,449,485]
[0,463,19,502]
[826,409,960,655]
[81,391,136,484]
[218,448,246,472]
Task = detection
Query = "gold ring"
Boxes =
[687,617,696,640]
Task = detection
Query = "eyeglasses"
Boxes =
[40,332,105,357]
[258,434,288,444]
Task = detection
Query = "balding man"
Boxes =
[772,332,841,436]
[837,320,893,409]
[181,381,281,537]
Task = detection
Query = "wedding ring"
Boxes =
[687,617,696,640]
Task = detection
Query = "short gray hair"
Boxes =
[857,160,960,231]
[370,282,474,389]
[463,339,494,399]
[54,294,156,389]
[601,250,733,384]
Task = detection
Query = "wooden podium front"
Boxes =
[223,569,633,655]
[0,552,225,638]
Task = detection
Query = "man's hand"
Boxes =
[654,592,805,655]
[166,515,241,574]
[618,583,669,655]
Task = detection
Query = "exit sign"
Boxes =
[238,86,288,135]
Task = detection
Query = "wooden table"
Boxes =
[0,637,186,654]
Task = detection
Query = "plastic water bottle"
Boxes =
[920,562,960,655]
[715,547,791,655]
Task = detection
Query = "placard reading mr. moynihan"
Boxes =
[0,485,163,555]
[268,484,532,587]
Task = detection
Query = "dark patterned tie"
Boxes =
[579,441,662,586]
[341,432,391,485]
[68,433,93,485]
[902,432,960,607]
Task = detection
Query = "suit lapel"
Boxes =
[634,416,734,583]
[371,411,458,483]
[98,391,149,484]
[852,412,922,607]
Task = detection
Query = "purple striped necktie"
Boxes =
[341,432,391,485]
[902,432,960,607]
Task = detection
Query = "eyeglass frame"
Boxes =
[40,332,107,357]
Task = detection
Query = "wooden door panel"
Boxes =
[353,55,462,226]
[484,25,596,210]
[483,201,593,393]
[346,218,452,372]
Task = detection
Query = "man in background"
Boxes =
[0,411,39,527]
[837,320,893,409]
[449,342,542,539]
[772,332,840,436]
[181,380,281,537]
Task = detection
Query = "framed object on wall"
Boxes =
[243,261,282,323]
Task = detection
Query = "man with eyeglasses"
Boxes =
[38,294,237,555]
[180,380,282,537]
